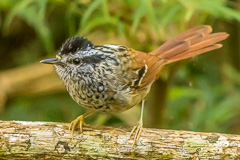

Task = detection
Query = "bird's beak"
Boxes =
[40,58,63,66]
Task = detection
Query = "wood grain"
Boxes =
[0,121,239,159]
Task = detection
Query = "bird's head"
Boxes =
[40,36,98,79]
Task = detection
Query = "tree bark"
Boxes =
[0,121,239,159]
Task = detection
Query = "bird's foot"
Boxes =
[69,111,95,139]
[69,114,86,136]
[129,121,143,152]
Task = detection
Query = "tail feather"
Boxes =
[149,25,213,56]
[167,44,222,63]
[149,26,229,63]
[140,25,229,87]
[167,32,228,63]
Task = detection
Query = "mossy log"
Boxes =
[0,121,239,159]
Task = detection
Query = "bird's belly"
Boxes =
[70,92,132,113]
[65,77,151,113]
[67,87,134,113]
[68,86,150,114]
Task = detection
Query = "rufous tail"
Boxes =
[141,25,228,87]
[149,25,229,64]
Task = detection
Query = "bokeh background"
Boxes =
[0,0,240,134]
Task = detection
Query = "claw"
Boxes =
[69,115,85,136]
[69,111,95,139]
[129,125,137,138]
[130,100,145,152]
[130,121,143,152]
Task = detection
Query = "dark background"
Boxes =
[0,0,240,134]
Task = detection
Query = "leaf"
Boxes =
[79,16,119,35]
[65,1,81,36]
[222,64,240,84]
[3,0,34,33]
[143,0,159,34]
[160,2,182,28]
[80,0,103,28]
[130,0,146,34]
[102,0,110,19]
[169,86,203,100]
[189,0,240,21]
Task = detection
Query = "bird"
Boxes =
[40,25,228,149]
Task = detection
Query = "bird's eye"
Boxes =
[72,58,81,65]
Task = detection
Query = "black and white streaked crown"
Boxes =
[59,36,94,56]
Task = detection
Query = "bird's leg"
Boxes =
[69,111,95,136]
[130,100,145,150]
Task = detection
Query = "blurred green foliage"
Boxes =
[0,0,240,134]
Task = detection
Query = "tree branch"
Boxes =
[0,121,239,159]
